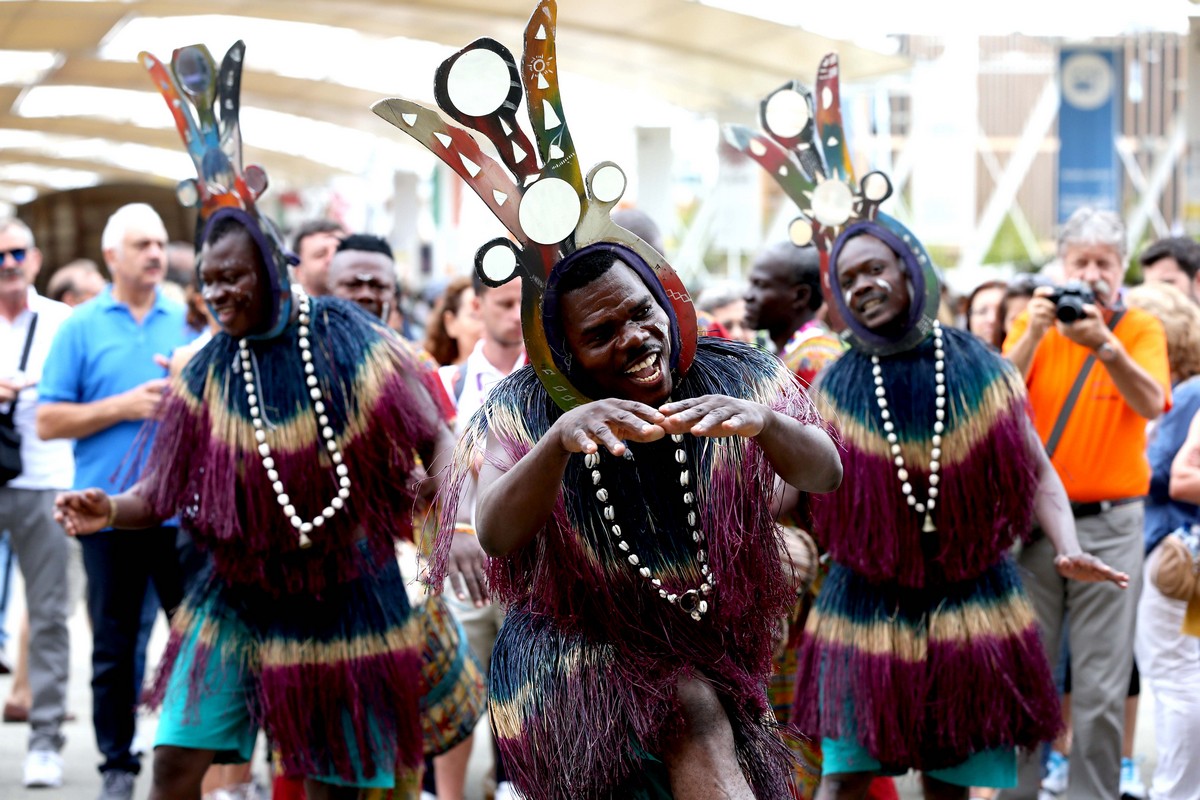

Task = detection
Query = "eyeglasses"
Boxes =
[0,248,28,264]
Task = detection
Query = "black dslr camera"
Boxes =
[1046,280,1096,323]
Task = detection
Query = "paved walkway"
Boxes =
[0,569,1159,800]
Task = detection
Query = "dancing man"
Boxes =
[726,56,1128,800]
[374,4,841,797]
[55,42,455,799]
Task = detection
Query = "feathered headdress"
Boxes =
[141,41,296,340]
[373,0,698,409]
[724,54,940,355]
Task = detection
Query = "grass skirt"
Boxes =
[146,544,423,786]
[793,557,1060,772]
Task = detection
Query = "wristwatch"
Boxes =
[1095,341,1118,363]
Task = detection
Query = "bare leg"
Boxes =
[433,734,473,800]
[149,745,217,800]
[200,762,254,796]
[1052,694,1072,756]
[1122,695,1138,759]
[921,774,968,800]
[662,677,754,800]
[815,772,875,800]
[5,611,31,711]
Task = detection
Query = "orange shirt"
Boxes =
[1003,308,1171,502]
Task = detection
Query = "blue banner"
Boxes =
[1057,48,1122,223]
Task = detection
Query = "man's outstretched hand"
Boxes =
[1055,552,1129,588]
[55,488,112,537]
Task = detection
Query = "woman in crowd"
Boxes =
[1126,281,1200,800]
[963,280,1006,349]
[425,277,481,368]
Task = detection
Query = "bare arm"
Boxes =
[1031,425,1080,557]
[37,378,168,441]
[54,485,165,537]
[475,398,668,558]
[1094,336,1165,421]
[1028,421,1129,587]
[1055,301,1164,420]
[1006,293,1056,378]
[1168,412,1200,504]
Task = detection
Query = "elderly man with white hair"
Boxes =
[1003,207,1171,800]
[37,203,195,800]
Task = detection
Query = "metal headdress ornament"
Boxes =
[724,54,940,356]
[373,0,698,409]
[141,41,296,340]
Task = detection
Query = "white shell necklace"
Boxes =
[870,320,943,534]
[585,433,713,620]
[238,291,351,548]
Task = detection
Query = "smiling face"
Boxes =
[835,234,911,334]
[199,226,272,339]
[560,260,673,406]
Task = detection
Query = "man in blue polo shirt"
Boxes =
[38,203,193,800]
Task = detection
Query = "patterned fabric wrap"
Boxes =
[147,546,423,786]
[137,296,439,594]
[430,337,825,799]
[795,326,1060,769]
[810,327,1039,586]
[781,321,846,388]
[416,595,487,756]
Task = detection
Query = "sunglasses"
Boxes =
[0,248,28,264]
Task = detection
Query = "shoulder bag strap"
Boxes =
[1044,309,1125,460]
[1,312,37,423]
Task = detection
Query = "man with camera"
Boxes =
[1003,207,1170,800]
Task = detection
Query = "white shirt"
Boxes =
[439,339,524,437]
[0,288,74,490]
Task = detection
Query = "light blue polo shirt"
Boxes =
[39,286,193,494]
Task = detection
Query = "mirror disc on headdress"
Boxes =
[175,47,213,97]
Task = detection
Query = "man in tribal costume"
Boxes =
[55,42,456,799]
[373,4,842,797]
[726,55,1128,800]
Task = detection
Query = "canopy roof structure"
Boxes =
[0,0,909,207]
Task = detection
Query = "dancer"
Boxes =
[726,56,1127,800]
[374,4,841,797]
[54,42,455,799]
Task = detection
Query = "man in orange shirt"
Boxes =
[1003,207,1171,800]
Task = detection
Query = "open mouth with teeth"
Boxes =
[855,293,889,315]
[624,351,663,384]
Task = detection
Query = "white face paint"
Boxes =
[874,277,893,293]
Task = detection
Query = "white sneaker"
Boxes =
[494,782,523,800]
[1041,750,1069,795]
[23,749,64,788]
[1120,757,1147,800]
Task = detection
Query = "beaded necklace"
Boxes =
[239,291,351,548]
[870,320,944,534]
[585,433,713,620]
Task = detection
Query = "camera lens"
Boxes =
[1056,297,1086,323]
